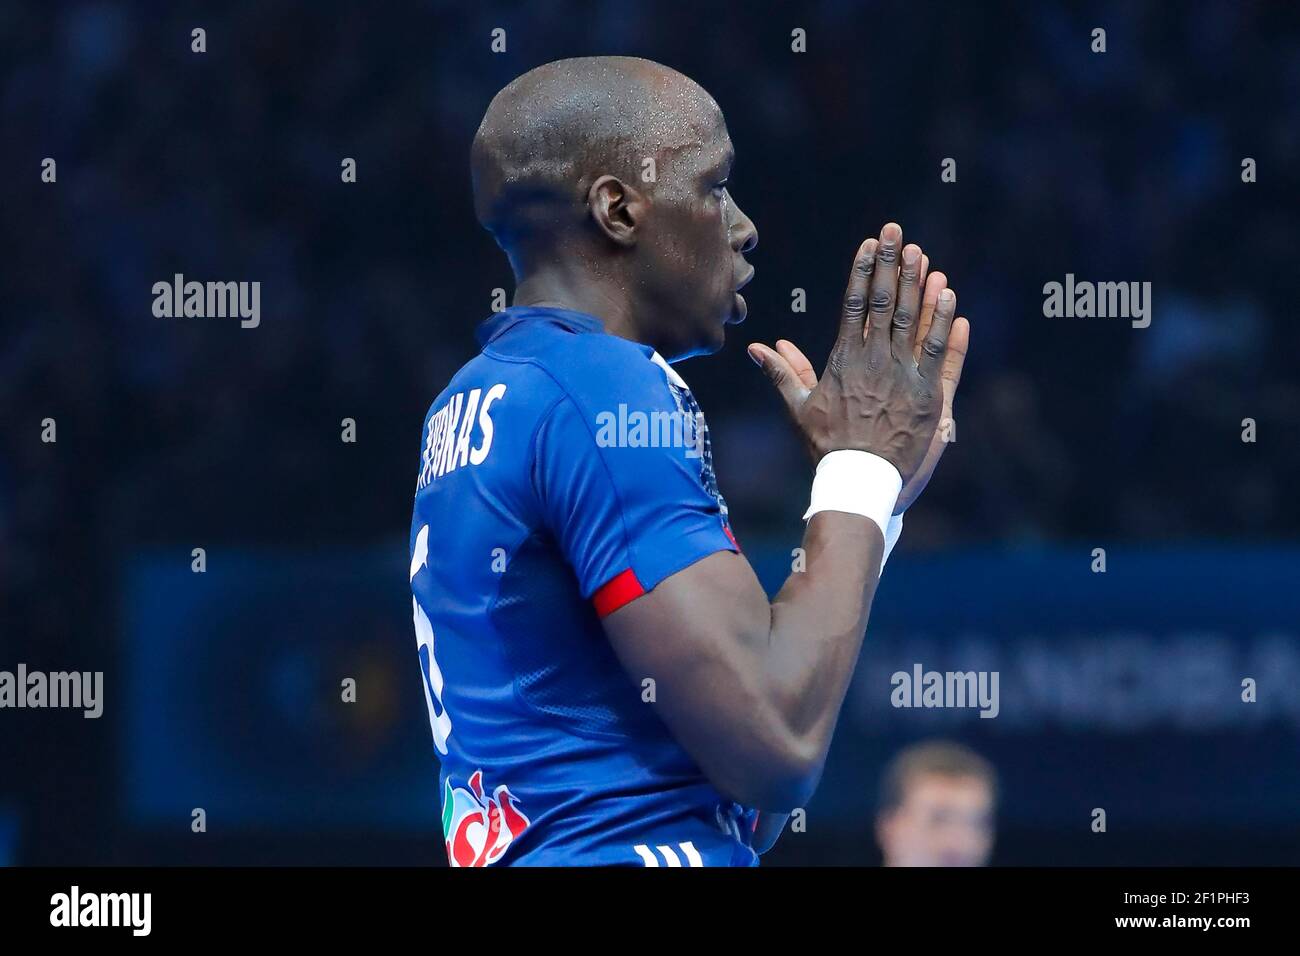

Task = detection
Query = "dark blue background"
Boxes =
[2,0,1298,864]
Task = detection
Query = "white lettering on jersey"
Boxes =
[471,383,506,465]
[417,384,507,490]
[436,392,463,478]
[451,388,482,471]
[409,524,452,753]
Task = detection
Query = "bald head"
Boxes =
[471,56,725,252]
[469,57,756,361]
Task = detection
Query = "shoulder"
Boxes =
[520,331,679,421]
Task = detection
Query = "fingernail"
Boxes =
[903,245,920,265]
[940,289,955,304]
[748,346,765,367]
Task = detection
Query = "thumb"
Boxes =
[748,343,810,411]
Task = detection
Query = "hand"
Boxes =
[893,266,969,512]
[748,222,965,490]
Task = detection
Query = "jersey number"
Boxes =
[411,524,452,754]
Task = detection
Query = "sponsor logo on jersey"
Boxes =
[442,770,530,867]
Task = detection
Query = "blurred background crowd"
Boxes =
[2,1,1298,866]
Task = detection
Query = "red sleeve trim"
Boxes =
[723,525,740,552]
[593,568,647,619]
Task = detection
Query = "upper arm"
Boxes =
[600,550,810,809]
[530,358,737,612]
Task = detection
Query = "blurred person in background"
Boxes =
[876,740,997,867]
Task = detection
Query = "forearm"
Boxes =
[763,512,883,763]
[729,518,882,833]
[736,450,901,805]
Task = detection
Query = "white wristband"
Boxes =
[880,513,904,573]
[802,450,902,542]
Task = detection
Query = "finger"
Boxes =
[775,339,818,389]
[916,254,929,322]
[864,222,903,362]
[891,243,925,360]
[918,287,956,380]
[913,270,948,362]
[748,342,812,410]
[837,237,877,352]
[940,316,970,395]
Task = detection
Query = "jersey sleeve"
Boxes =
[531,362,738,618]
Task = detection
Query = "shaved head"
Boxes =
[471,56,756,361]
[471,56,725,251]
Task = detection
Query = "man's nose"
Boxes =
[730,200,758,254]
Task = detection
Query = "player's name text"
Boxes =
[417,384,507,490]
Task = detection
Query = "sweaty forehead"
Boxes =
[639,67,727,151]
[686,103,733,172]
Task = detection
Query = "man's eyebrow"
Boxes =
[706,150,735,178]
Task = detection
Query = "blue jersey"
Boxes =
[409,305,758,866]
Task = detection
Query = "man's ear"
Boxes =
[587,174,644,247]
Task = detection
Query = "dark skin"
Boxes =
[478,58,971,847]
[507,89,755,360]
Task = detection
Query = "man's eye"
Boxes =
[712,181,729,197]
